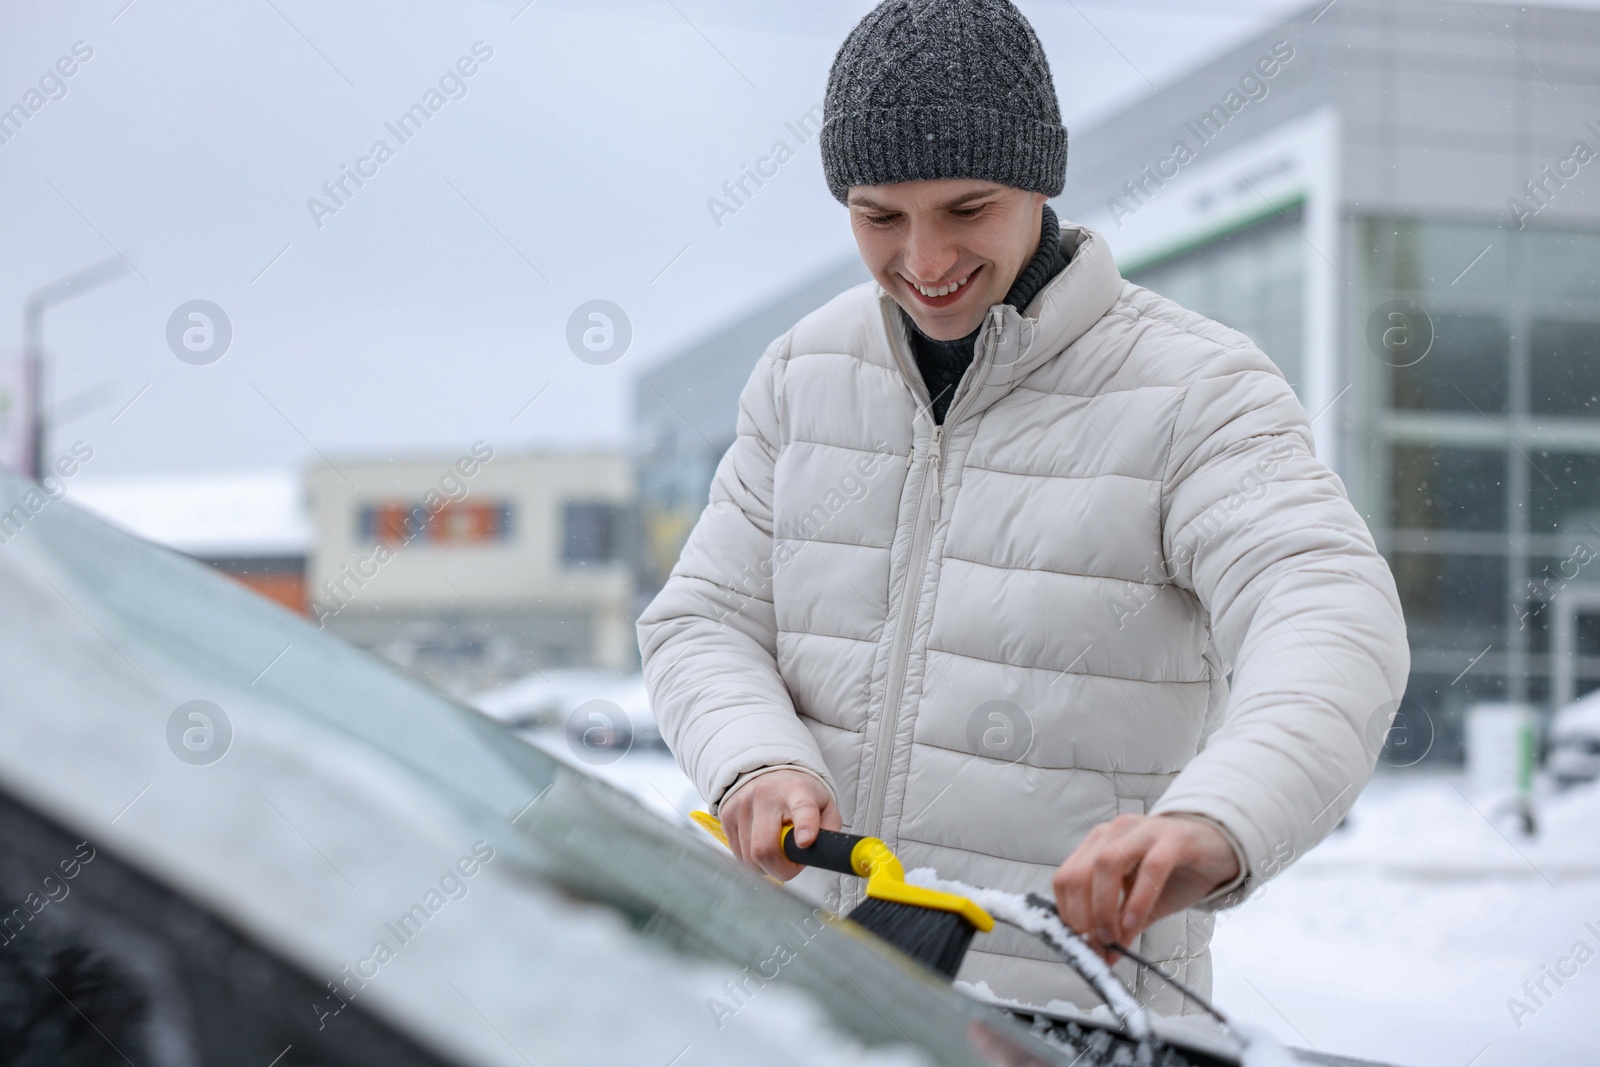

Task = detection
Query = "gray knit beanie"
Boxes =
[821,0,1067,203]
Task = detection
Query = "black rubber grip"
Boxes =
[782,827,865,875]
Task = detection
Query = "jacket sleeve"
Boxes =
[1147,344,1409,906]
[635,337,836,811]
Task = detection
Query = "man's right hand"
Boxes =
[719,768,841,881]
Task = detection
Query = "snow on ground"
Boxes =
[517,725,704,824]
[469,670,703,826]
[1210,771,1600,1067]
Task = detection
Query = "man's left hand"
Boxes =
[1051,814,1240,961]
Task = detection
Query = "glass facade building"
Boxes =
[1124,213,1600,759]
[1063,0,1600,761]
[1358,223,1600,747]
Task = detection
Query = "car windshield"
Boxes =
[0,469,1317,1067]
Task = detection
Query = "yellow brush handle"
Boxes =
[689,810,993,931]
[689,812,784,886]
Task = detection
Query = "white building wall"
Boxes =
[307,450,634,684]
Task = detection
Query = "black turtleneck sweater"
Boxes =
[905,205,1069,424]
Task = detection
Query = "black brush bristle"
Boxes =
[847,897,977,979]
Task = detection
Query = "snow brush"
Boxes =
[690,819,1162,1035]
[692,815,1267,1061]
[690,812,993,979]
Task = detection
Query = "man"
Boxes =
[638,0,1407,1014]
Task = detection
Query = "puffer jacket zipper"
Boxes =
[861,306,1004,847]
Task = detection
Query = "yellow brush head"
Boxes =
[848,837,995,933]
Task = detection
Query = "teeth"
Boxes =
[914,274,970,298]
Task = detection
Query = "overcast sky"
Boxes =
[2,0,1356,480]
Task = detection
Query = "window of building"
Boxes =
[1526,230,1600,304]
[1383,219,1508,299]
[1127,205,1306,392]
[562,502,625,566]
[1530,319,1600,417]
[1389,445,1507,532]
[1528,450,1600,536]
[1390,313,1509,414]
[358,502,513,546]
[1391,552,1506,649]
[1364,220,1600,742]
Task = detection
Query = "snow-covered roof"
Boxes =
[67,470,310,557]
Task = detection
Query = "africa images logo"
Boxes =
[166,700,233,766]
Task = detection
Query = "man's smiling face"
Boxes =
[848,178,1046,342]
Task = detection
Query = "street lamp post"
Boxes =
[23,256,133,481]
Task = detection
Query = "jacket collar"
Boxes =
[876,223,1125,419]
[985,223,1125,386]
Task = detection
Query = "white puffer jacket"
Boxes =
[637,223,1408,1014]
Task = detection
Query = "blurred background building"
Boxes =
[631,0,1600,764]
[69,450,635,696]
[71,471,310,612]
[306,450,634,695]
